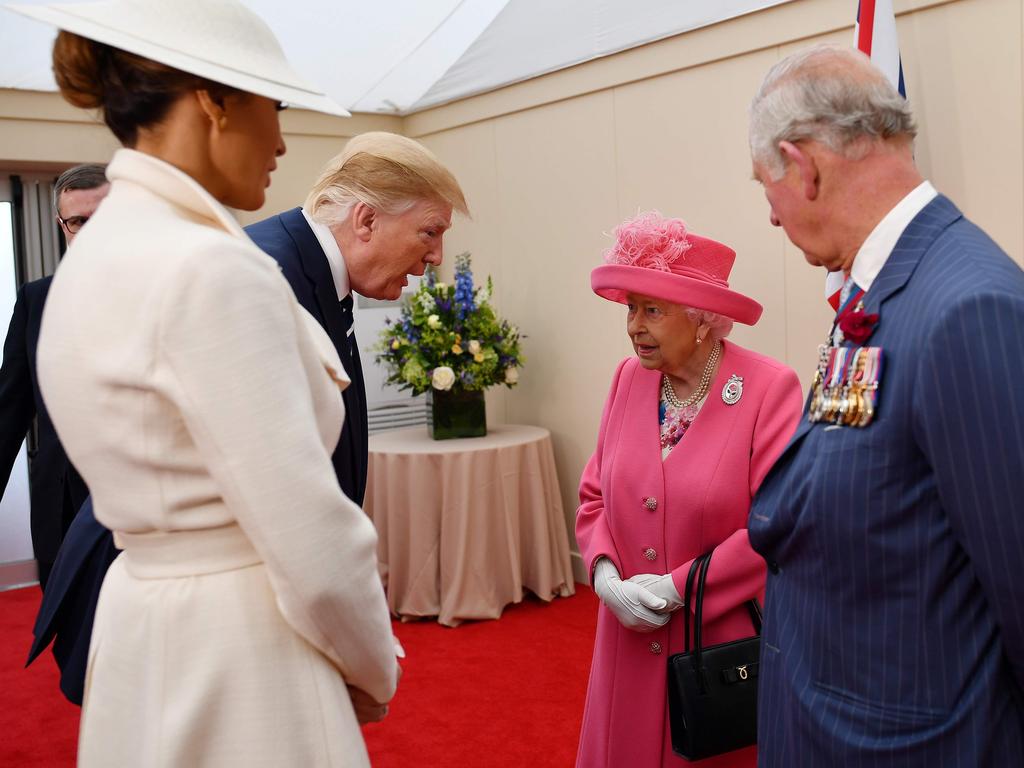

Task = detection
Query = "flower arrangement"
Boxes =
[374,253,524,395]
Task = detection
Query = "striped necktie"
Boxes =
[837,276,864,318]
[831,276,865,346]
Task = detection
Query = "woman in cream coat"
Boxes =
[13,1,398,765]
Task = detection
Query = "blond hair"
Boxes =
[304,132,469,225]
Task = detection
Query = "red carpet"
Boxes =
[1,585,596,767]
[0,586,81,767]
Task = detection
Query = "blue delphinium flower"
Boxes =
[453,253,476,321]
[460,370,475,387]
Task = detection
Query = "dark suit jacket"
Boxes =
[0,276,88,580]
[245,208,369,504]
[26,497,119,705]
[749,195,1024,764]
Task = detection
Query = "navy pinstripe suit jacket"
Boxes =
[749,195,1024,766]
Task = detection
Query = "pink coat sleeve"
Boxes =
[575,358,631,581]
[670,365,803,623]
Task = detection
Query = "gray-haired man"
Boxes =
[748,45,1024,765]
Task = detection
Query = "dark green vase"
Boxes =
[429,388,487,440]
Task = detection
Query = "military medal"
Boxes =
[808,293,884,428]
[808,344,883,427]
[809,344,829,421]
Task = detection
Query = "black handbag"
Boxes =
[667,551,762,761]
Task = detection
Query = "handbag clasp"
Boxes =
[737,665,748,681]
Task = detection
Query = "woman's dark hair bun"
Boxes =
[51,31,239,146]
[52,31,106,110]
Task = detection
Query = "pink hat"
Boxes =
[590,212,762,325]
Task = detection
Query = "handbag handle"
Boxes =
[692,553,713,678]
[687,550,764,688]
[682,553,709,655]
[746,598,763,634]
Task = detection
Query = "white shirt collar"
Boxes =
[851,180,938,292]
[300,207,349,301]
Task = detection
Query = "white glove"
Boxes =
[627,573,684,614]
[592,557,670,632]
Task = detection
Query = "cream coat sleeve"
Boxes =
[157,244,398,704]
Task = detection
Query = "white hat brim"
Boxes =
[8,2,350,117]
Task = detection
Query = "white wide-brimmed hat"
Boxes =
[7,0,349,116]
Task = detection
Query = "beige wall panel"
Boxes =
[612,49,790,365]
[238,112,402,224]
[487,92,622,538]
[0,118,118,166]
[237,134,353,225]
[779,237,835,389]
[417,122,509,426]
[899,0,1023,262]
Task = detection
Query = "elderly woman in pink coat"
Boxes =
[575,212,802,767]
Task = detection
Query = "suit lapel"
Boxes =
[277,208,369,503]
[279,208,350,359]
[863,194,963,314]
[768,197,964,479]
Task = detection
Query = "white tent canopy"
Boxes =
[0,0,791,115]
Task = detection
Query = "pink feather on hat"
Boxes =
[604,211,693,272]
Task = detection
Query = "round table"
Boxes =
[365,424,575,626]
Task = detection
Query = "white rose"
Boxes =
[504,367,519,384]
[427,314,442,329]
[432,366,456,391]
[468,339,481,355]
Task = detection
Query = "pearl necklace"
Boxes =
[661,341,721,409]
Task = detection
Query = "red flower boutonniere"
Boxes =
[838,307,880,344]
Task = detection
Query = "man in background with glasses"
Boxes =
[54,165,109,243]
[0,163,108,589]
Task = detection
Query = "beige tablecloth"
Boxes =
[365,424,575,626]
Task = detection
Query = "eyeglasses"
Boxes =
[57,215,90,234]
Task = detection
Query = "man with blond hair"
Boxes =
[246,132,468,506]
[747,45,1024,765]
